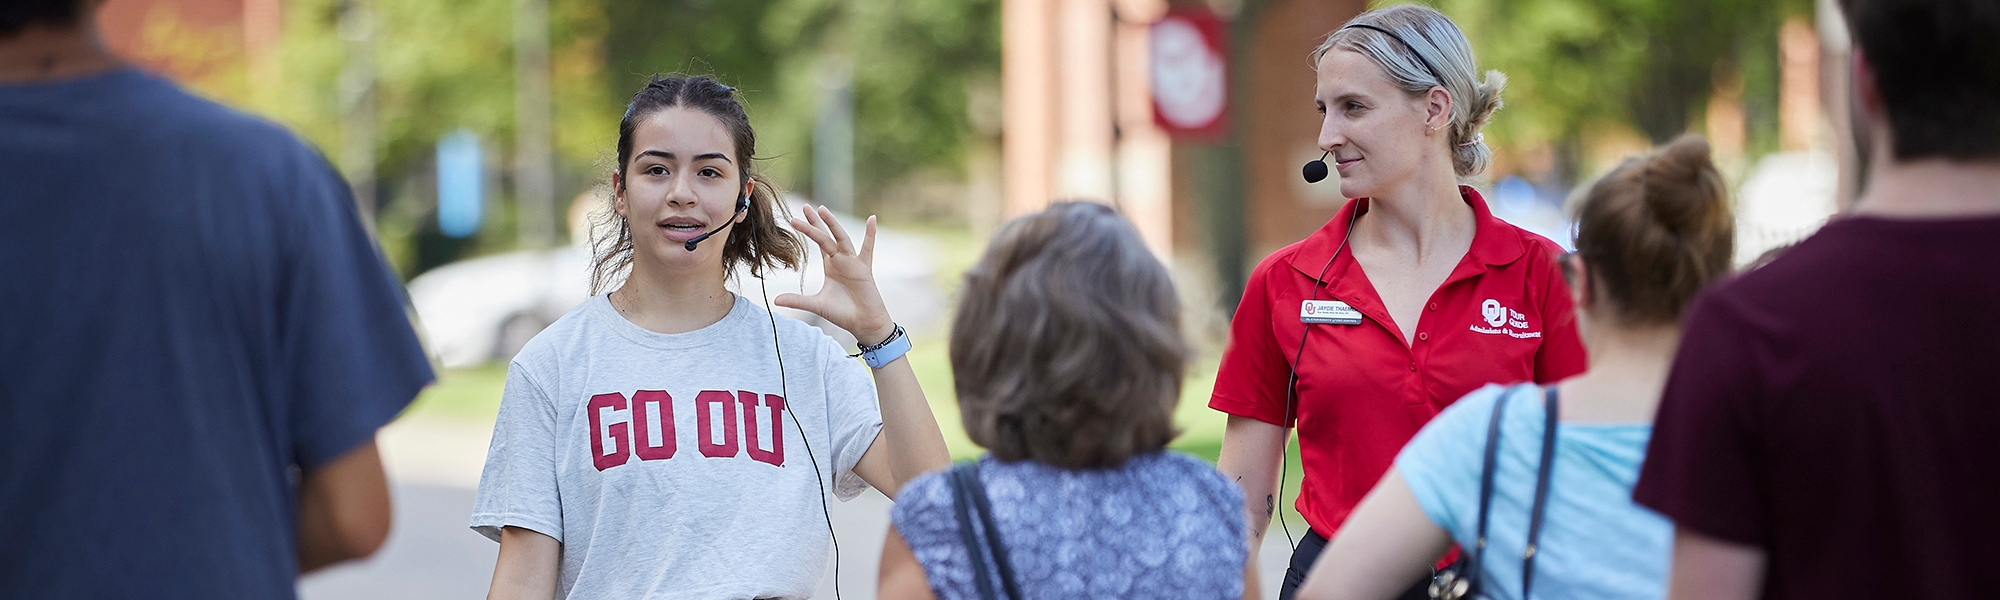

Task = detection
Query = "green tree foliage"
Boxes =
[243,0,996,275]
[1416,0,1811,174]
[269,0,610,192]
[601,0,999,212]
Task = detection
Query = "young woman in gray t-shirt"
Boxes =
[475,74,950,599]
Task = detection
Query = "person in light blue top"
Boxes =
[1293,135,1738,600]
[1399,383,1669,599]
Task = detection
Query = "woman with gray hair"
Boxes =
[1208,6,1586,600]
[878,201,1250,599]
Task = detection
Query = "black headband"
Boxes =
[1339,23,1448,89]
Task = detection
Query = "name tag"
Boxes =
[1300,300,1363,325]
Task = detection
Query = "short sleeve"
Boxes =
[1395,385,1507,539]
[1210,255,1294,426]
[821,335,884,501]
[470,364,564,543]
[1631,294,1767,545]
[887,471,965,588]
[887,471,954,548]
[1531,250,1588,384]
[282,157,435,470]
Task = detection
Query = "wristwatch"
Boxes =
[857,324,911,369]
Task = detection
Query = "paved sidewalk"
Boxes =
[297,483,495,599]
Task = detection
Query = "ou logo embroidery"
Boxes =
[1481,299,1507,327]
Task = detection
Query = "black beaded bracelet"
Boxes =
[848,324,905,358]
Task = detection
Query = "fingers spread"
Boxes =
[861,215,877,265]
[819,205,856,255]
[789,216,838,254]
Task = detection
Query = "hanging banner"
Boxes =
[1150,7,1230,140]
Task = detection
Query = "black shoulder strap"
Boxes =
[950,461,1023,600]
[1521,386,1561,598]
[1470,384,1522,592]
[962,462,1023,600]
[948,464,999,600]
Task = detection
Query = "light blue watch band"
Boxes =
[862,329,912,369]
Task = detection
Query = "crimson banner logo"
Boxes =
[1150,7,1229,140]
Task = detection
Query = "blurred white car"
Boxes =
[408,202,942,368]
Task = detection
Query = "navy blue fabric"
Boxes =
[0,68,434,598]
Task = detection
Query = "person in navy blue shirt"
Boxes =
[0,1,434,597]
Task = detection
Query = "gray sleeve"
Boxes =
[470,363,564,542]
[821,335,884,502]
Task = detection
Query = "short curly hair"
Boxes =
[949,201,1187,469]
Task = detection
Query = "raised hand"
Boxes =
[772,205,897,345]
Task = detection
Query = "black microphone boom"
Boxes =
[683,222,730,251]
[684,195,753,251]
[1303,151,1330,183]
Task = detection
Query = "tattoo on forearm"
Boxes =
[1246,493,1275,536]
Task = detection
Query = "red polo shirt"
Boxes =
[1211,186,1586,537]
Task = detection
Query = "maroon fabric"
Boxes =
[1634,214,2000,600]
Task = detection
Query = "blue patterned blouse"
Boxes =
[889,451,1246,599]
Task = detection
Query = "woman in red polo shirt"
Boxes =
[1210,6,1585,600]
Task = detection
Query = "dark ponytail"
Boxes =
[1572,135,1735,325]
[590,74,805,294]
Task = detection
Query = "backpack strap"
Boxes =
[949,461,1023,600]
[948,463,999,600]
[960,462,1023,600]
[1521,386,1561,598]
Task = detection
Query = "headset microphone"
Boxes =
[1303,151,1330,183]
[682,194,752,252]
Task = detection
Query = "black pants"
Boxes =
[1278,529,1434,600]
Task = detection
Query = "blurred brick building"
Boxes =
[1002,0,1365,313]
[96,0,280,83]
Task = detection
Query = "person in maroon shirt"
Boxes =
[1631,1,2000,599]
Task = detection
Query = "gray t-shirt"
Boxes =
[472,294,883,599]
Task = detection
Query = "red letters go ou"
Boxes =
[590,389,785,471]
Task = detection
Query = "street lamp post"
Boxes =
[514,0,557,248]
[338,0,376,230]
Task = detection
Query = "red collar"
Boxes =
[1288,185,1529,284]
